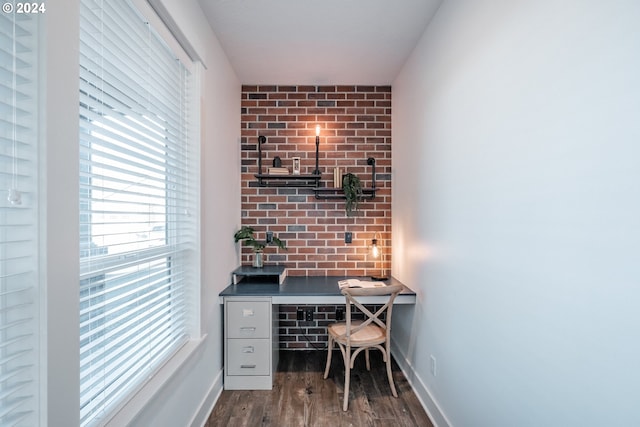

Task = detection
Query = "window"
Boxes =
[0,11,41,426]
[78,1,196,424]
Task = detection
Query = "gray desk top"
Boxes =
[219,275,415,300]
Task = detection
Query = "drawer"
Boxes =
[226,300,270,338]
[227,339,270,376]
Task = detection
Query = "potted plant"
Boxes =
[342,173,363,217]
[233,226,287,268]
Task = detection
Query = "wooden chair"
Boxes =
[323,283,404,411]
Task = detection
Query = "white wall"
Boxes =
[43,1,240,425]
[392,1,640,426]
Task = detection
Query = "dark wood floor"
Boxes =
[206,350,434,427]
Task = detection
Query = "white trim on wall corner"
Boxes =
[391,341,452,427]
[190,368,224,427]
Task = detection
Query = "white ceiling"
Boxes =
[198,0,442,85]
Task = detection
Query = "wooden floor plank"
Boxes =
[207,350,434,427]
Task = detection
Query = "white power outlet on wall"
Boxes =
[430,355,437,376]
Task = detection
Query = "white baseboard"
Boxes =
[191,368,224,427]
[391,341,452,427]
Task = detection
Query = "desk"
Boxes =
[219,275,416,304]
[219,275,416,390]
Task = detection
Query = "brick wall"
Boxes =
[240,85,392,349]
[279,303,384,350]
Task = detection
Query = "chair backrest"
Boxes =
[341,284,404,341]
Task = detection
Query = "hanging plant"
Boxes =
[342,173,363,217]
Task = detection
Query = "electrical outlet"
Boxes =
[296,309,304,321]
[305,308,314,322]
[430,355,437,376]
[335,307,344,321]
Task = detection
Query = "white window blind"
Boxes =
[79,1,195,425]
[0,11,40,427]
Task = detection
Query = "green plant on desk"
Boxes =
[233,226,287,268]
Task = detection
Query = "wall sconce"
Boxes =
[369,232,388,281]
[313,125,321,175]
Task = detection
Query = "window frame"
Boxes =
[77,1,201,425]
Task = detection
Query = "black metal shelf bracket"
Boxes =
[367,157,376,192]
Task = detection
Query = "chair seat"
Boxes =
[327,321,386,346]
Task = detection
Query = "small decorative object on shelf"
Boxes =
[292,157,301,175]
[333,167,342,188]
[233,226,287,268]
[268,167,289,175]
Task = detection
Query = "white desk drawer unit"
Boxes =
[224,297,279,390]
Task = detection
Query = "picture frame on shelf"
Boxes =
[292,157,301,175]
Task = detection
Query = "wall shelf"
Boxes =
[253,135,378,198]
[312,187,376,200]
[255,174,321,187]
[313,157,378,199]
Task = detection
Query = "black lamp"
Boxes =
[313,125,321,175]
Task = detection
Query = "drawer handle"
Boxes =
[240,327,256,332]
[242,346,255,353]
[240,364,256,369]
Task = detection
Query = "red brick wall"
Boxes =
[240,85,392,349]
[240,85,392,277]
[278,303,383,350]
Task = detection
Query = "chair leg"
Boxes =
[385,348,398,397]
[324,335,333,379]
[343,346,351,411]
[365,348,370,371]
